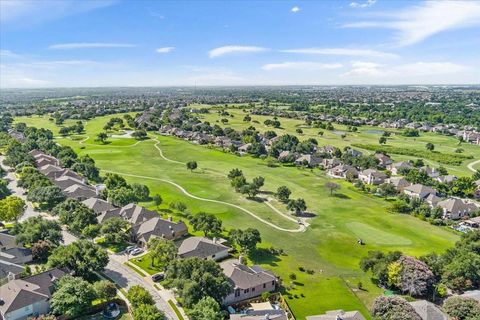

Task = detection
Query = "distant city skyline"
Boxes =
[1,0,480,88]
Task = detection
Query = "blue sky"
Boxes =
[1,0,479,88]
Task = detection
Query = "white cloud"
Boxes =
[156,47,174,53]
[342,61,467,78]
[350,0,376,8]
[49,42,136,49]
[281,48,398,59]
[208,45,267,58]
[343,1,480,46]
[262,61,343,71]
[291,6,301,13]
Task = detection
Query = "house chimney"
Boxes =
[238,254,244,264]
[213,237,217,244]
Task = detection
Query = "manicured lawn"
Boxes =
[15,113,461,319]
[129,252,163,275]
[95,237,129,253]
[168,300,185,320]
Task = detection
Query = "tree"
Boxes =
[95,132,108,144]
[104,173,128,189]
[11,216,62,246]
[188,296,224,320]
[132,304,165,320]
[147,237,177,267]
[287,198,307,215]
[127,285,155,308]
[131,183,150,201]
[109,186,137,206]
[227,168,244,180]
[276,186,291,202]
[189,212,222,237]
[93,280,117,303]
[55,200,97,235]
[443,296,480,320]
[153,194,163,208]
[397,256,435,297]
[27,185,65,210]
[132,130,148,140]
[0,196,25,221]
[101,217,130,244]
[325,182,340,196]
[51,275,95,318]
[371,296,422,320]
[425,142,435,151]
[187,161,198,172]
[49,240,109,279]
[31,240,51,261]
[164,257,233,307]
[379,136,387,144]
[0,179,11,199]
[229,228,261,254]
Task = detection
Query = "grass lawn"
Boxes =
[15,113,462,320]
[168,300,185,320]
[95,237,129,253]
[129,252,164,275]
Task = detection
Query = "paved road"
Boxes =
[105,254,178,320]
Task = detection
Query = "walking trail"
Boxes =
[467,159,480,173]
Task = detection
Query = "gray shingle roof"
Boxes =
[178,237,229,259]
[220,260,276,290]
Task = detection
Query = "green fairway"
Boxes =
[15,114,461,319]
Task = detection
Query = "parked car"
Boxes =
[125,245,136,254]
[151,272,165,282]
[130,248,144,256]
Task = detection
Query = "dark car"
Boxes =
[151,272,165,282]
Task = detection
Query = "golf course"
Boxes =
[15,112,463,319]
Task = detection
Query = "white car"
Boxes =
[130,248,144,256]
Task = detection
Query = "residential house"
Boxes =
[0,268,66,320]
[420,167,440,179]
[306,309,366,320]
[178,237,229,261]
[375,153,393,168]
[118,203,159,225]
[131,217,188,247]
[0,260,24,284]
[294,154,323,167]
[63,184,98,201]
[403,184,437,200]
[436,198,478,220]
[238,144,251,154]
[220,259,277,305]
[52,176,87,190]
[318,145,337,156]
[346,149,363,158]
[81,197,115,214]
[388,161,413,175]
[388,177,411,192]
[322,158,341,169]
[425,194,442,207]
[436,175,457,184]
[359,169,388,185]
[408,300,448,320]
[327,165,359,180]
[229,302,287,320]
